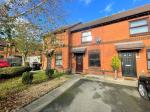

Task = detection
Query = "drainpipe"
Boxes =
[67,30,71,72]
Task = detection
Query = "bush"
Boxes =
[111,56,121,71]
[0,66,32,79]
[45,68,55,79]
[52,71,64,78]
[22,72,33,84]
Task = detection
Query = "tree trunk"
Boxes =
[22,54,26,66]
[46,56,52,79]
[46,56,51,70]
[114,70,118,80]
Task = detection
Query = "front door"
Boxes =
[120,51,137,77]
[76,54,83,72]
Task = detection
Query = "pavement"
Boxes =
[18,74,149,112]
[83,74,138,87]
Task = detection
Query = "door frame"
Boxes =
[119,51,137,77]
[76,54,83,73]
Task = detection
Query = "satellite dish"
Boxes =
[95,38,101,44]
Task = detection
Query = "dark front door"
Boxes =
[120,51,137,77]
[76,54,83,72]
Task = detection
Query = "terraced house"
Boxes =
[43,4,150,78]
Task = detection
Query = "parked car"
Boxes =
[0,59,10,68]
[31,62,41,71]
[138,76,150,100]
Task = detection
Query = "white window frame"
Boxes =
[130,18,149,35]
[82,31,92,43]
[55,53,62,66]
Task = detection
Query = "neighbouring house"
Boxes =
[0,41,22,66]
[0,41,42,66]
[43,4,150,78]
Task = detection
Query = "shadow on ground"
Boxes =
[41,79,150,112]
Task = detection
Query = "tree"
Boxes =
[111,56,121,80]
[14,22,42,66]
[43,32,61,78]
[0,0,68,66]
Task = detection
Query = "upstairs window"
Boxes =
[55,53,62,66]
[82,31,92,43]
[88,51,100,67]
[130,19,149,35]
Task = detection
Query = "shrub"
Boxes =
[0,66,32,79]
[111,56,121,80]
[45,69,55,79]
[111,56,121,71]
[22,72,33,84]
[52,71,64,78]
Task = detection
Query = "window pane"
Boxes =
[56,60,62,66]
[82,37,86,42]
[82,32,91,37]
[148,51,150,59]
[82,32,92,42]
[130,26,148,34]
[56,55,62,59]
[55,53,62,66]
[89,52,100,67]
[148,61,150,70]
[130,19,147,27]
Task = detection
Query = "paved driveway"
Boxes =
[41,79,150,112]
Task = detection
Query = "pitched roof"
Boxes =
[71,4,150,32]
[53,22,82,33]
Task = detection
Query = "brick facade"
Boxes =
[42,4,150,78]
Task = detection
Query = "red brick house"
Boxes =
[43,4,150,78]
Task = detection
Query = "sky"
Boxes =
[64,0,150,24]
[0,0,150,32]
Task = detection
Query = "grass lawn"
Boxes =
[0,70,47,99]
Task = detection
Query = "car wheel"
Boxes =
[138,84,149,100]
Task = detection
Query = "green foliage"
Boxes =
[111,56,121,71]
[0,71,46,99]
[0,66,32,79]
[45,69,64,79]
[46,68,55,79]
[52,70,64,78]
[25,62,30,67]
[22,72,33,84]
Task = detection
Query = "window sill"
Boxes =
[130,32,150,37]
[89,66,100,69]
[56,65,63,68]
[82,41,92,44]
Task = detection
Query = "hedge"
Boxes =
[0,66,32,79]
